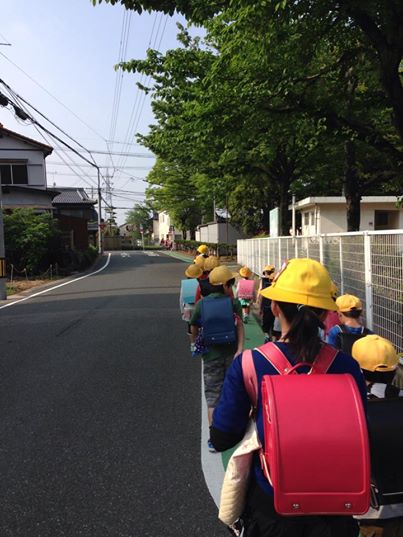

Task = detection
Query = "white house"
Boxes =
[292,196,403,235]
[157,211,183,241]
[0,124,56,210]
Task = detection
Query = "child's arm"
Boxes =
[234,317,245,358]
[190,324,199,344]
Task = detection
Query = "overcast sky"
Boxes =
[0,0,186,224]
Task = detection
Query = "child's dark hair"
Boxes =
[342,310,362,319]
[276,301,326,363]
[208,278,235,295]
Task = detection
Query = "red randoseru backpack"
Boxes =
[258,342,370,516]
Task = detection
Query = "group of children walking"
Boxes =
[178,244,403,537]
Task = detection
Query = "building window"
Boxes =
[304,212,309,225]
[375,211,389,227]
[0,164,28,185]
[310,211,315,225]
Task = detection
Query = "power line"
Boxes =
[0,50,106,142]
[0,79,97,166]
[53,146,154,158]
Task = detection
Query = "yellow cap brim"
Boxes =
[260,285,337,311]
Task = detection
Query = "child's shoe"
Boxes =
[207,439,217,453]
[243,314,249,324]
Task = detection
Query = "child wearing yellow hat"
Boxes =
[190,265,244,452]
[326,293,372,354]
[236,266,255,323]
[257,265,276,342]
[210,258,367,536]
[194,255,221,303]
[195,244,209,260]
[352,335,403,535]
[180,264,204,341]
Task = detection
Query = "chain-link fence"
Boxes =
[238,231,403,352]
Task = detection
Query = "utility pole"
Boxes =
[0,186,7,299]
[0,38,12,297]
[97,167,102,255]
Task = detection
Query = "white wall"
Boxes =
[196,222,246,244]
[0,134,47,187]
[301,201,403,235]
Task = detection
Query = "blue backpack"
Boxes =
[200,295,237,345]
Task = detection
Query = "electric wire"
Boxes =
[0,50,106,142]
[0,79,97,166]
[114,12,165,174]
[0,83,102,192]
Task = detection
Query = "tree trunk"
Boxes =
[344,140,361,231]
[278,179,290,236]
[349,7,403,144]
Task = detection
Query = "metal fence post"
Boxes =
[339,236,344,294]
[278,238,282,267]
[319,235,324,264]
[364,232,373,330]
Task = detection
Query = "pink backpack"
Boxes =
[243,343,370,516]
[237,279,255,300]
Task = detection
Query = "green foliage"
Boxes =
[125,203,154,239]
[96,0,403,233]
[4,209,62,274]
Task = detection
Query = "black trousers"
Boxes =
[242,481,359,537]
[262,309,275,335]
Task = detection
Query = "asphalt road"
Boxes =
[0,251,228,537]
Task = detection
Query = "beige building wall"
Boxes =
[298,197,402,235]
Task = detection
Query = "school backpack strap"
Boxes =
[256,342,294,374]
[312,343,339,374]
[256,342,338,375]
[241,349,258,408]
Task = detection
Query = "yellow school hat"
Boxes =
[197,244,208,254]
[239,266,252,278]
[336,294,362,312]
[260,258,337,311]
[209,266,236,286]
[185,264,203,279]
[352,335,398,372]
[263,265,275,273]
[204,255,220,272]
[194,256,205,268]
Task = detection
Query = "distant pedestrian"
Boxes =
[195,244,209,260]
[236,266,255,324]
[257,264,275,342]
[190,265,244,452]
[180,263,204,341]
[327,294,372,354]
[195,255,221,302]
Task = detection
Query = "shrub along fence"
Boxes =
[174,240,237,259]
[237,230,403,353]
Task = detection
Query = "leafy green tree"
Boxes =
[97,0,403,233]
[125,203,154,239]
[4,209,62,274]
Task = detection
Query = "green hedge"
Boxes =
[174,240,237,258]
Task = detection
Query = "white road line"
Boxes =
[201,370,225,508]
[0,254,112,311]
